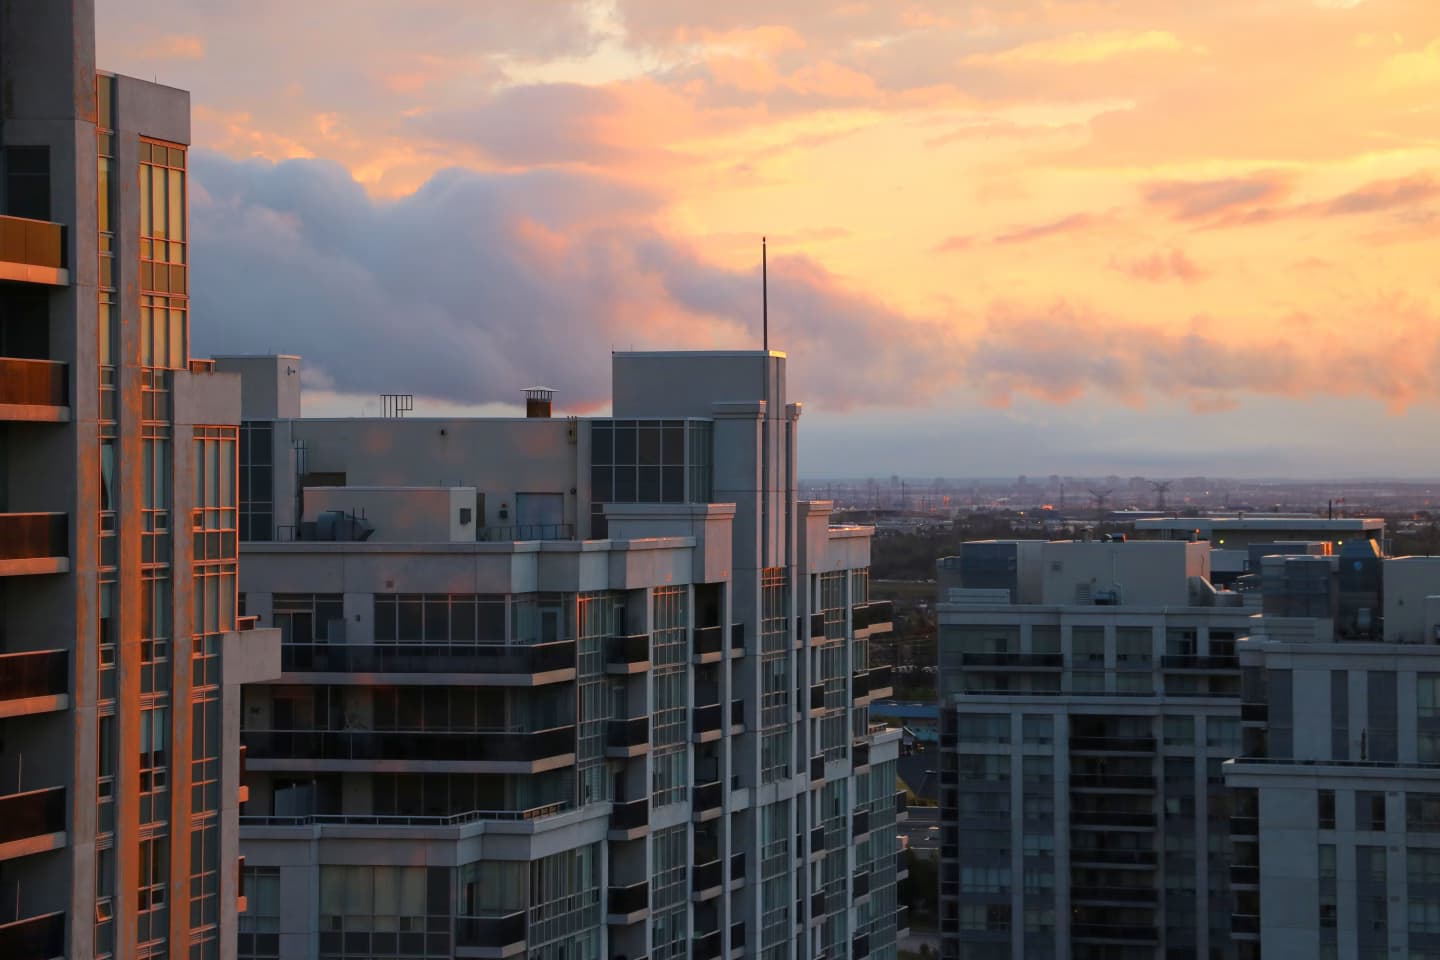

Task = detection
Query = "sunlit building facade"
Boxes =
[0,3,280,959]
[225,350,906,960]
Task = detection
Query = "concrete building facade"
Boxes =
[0,3,279,960]
[1225,550,1440,960]
[935,539,1256,960]
[224,351,906,960]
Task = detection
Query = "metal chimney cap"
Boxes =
[524,387,555,400]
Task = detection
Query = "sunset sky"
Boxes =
[99,0,1440,477]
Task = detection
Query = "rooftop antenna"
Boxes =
[1149,480,1173,511]
[1089,488,1112,526]
[762,236,768,352]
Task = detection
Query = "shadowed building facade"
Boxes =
[0,3,280,959]
[223,350,907,960]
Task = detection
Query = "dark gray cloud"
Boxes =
[188,152,962,411]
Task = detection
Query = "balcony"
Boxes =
[809,824,825,856]
[1071,848,1158,867]
[1230,865,1260,886]
[0,910,64,960]
[852,670,870,701]
[455,912,525,952]
[606,633,650,674]
[282,640,575,681]
[897,905,909,936]
[1073,924,1159,943]
[868,665,893,698]
[694,625,723,661]
[1072,886,1159,904]
[610,797,649,838]
[607,881,648,922]
[808,683,826,714]
[694,929,722,960]
[853,741,870,770]
[810,612,826,639]
[1161,655,1240,671]
[1070,809,1157,829]
[853,600,893,632]
[692,703,722,742]
[809,890,825,919]
[961,652,1063,669]
[730,623,745,656]
[607,717,649,758]
[0,513,67,576]
[854,932,870,959]
[1231,914,1261,936]
[1230,816,1259,835]
[809,754,825,784]
[0,786,65,860]
[1069,774,1156,792]
[853,870,870,899]
[729,699,744,732]
[241,726,575,770]
[1069,736,1156,753]
[0,359,67,421]
[0,215,66,285]
[729,851,746,886]
[1241,703,1268,723]
[852,809,870,838]
[730,920,745,951]
[693,780,722,819]
[0,649,67,717]
[692,859,723,899]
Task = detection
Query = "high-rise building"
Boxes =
[1224,546,1440,960]
[222,350,907,960]
[935,538,1256,960]
[0,3,280,959]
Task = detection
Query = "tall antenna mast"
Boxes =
[762,236,768,351]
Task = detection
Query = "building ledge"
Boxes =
[0,556,68,577]
[0,693,68,720]
[0,403,68,423]
[0,830,65,863]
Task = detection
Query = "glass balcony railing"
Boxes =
[0,216,64,270]
[611,797,648,831]
[694,625,723,657]
[607,716,649,750]
[605,633,649,669]
[0,649,67,703]
[281,640,575,675]
[0,514,67,565]
[0,359,66,409]
[607,880,648,915]
[692,703,722,735]
[693,780,722,812]
[0,786,65,846]
[241,726,574,763]
[454,912,525,950]
[0,910,65,959]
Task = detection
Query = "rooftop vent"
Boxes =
[525,387,554,419]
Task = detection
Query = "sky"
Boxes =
[98,0,1440,477]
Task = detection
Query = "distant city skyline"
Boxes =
[96,0,1440,476]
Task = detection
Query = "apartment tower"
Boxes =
[935,538,1254,960]
[0,3,279,959]
[225,350,907,960]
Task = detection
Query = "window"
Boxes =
[4,145,50,220]
[1318,790,1336,829]
[956,715,1009,744]
[239,421,274,540]
[1022,715,1053,745]
[1319,844,1336,880]
[274,594,344,645]
[591,419,710,507]
[958,904,1010,932]
[1357,791,1386,832]
[1408,794,1440,833]
[1164,716,1195,746]
[238,867,281,960]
